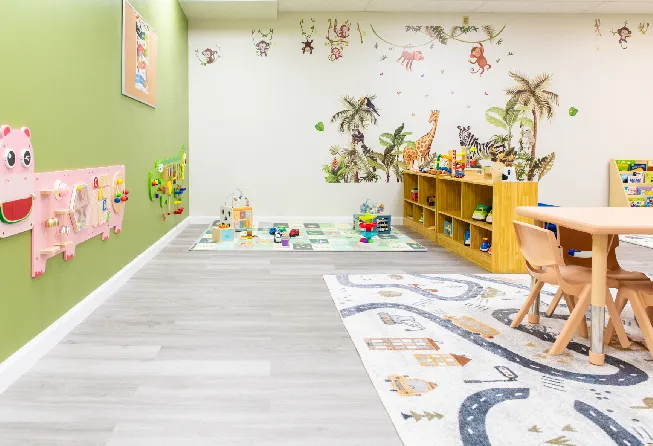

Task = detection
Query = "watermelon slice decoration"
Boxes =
[0,197,34,224]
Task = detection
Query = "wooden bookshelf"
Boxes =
[609,158,653,207]
[403,171,538,273]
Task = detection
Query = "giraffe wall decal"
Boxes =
[404,110,440,169]
[416,110,440,166]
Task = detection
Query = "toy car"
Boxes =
[289,228,300,237]
[269,227,278,235]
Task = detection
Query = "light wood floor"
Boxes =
[0,224,652,445]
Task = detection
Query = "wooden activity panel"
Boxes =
[0,125,128,277]
[148,146,187,218]
[32,165,128,277]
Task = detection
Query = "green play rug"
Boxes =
[189,221,427,252]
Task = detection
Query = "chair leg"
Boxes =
[604,288,628,345]
[564,294,576,313]
[604,290,631,349]
[546,289,564,316]
[549,286,591,355]
[511,280,545,328]
[629,294,653,357]
[576,309,589,339]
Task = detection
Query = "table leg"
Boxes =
[589,234,609,366]
[528,276,540,324]
[527,219,545,325]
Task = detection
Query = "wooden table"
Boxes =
[515,207,653,365]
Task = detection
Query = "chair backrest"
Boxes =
[558,226,620,270]
[513,221,564,271]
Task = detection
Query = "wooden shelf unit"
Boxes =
[609,158,653,207]
[403,171,538,273]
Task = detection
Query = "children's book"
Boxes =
[638,185,653,195]
[615,159,634,171]
[629,196,646,207]
[628,175,643,184]
[621,173,631,183]
[626,186,639,195]
[646,172,653,183]
[631,163,647,172]
[647,196,653,207]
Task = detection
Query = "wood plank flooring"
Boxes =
[0,224,651,445]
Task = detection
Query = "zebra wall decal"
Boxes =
[457,125,504,161]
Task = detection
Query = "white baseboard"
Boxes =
[189,216,405,225]
[0,217,191,395]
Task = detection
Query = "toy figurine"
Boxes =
[274,231,282,243]
[378,203,385,214]
[480,238,490,252]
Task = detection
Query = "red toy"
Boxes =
[289,228,300,237]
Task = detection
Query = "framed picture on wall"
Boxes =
[121,0,158,108]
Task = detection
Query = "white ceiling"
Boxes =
[180,0,653,20]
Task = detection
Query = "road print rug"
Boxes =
[620,235,653,250]
[189,222,427,252]
[324,273,653,446]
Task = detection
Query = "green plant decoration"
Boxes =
[505,72,559,181]
[330,94,379,134]
[315,122,325,131]
[368,123,414,183]
[569,107,578,116]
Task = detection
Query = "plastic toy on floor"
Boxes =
[289,228,300,237]
[472,204,490,221]
[464,228,470,246]
[358,212,378,243]
[480,238,490,252]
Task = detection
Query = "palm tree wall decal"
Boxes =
[331,94,379,135]
[505,72,559,181]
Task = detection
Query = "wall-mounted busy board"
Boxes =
[0,125,128,278]
[147,146,187,220]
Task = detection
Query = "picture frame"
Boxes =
[121,0,158,108]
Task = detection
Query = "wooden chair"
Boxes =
[546,227,648,329]
[511,221,630,355]
[605,281,653,356]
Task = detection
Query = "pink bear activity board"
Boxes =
[0,125,129,277]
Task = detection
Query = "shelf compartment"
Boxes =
[418,175,437,208]
[404,200,415,221]
[404,172,419,202]
[423,208,435,229]
[453,218,470,247]
[438,213,453,238]
[436,178,462,216]
[471,225,492,253]
[462,182,494,222]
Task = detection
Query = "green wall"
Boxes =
[0,0,188,362]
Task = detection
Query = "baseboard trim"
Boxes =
[0,217,191,395]
[189,216,405,225]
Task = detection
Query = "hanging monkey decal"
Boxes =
[469,42,491,76]
[325,18,351,62]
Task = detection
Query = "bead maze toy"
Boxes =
[358,212,378,243]
[220,189,252,232]
[148,146,187,219]
[0,125,128,278]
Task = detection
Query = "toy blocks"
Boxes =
[211,225,234,242]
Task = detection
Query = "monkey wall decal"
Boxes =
[300,18,316,54]
[251,29,274,57]
[325,18,351,62]
[611,22,631,49]
[194,46,220,66]
[468,42,491,76]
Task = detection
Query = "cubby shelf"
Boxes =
[403,171,538,273]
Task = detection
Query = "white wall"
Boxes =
[189,13,653,218]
